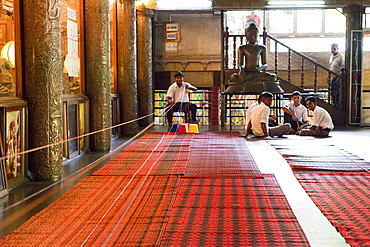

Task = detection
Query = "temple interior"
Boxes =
[0,0,370,246]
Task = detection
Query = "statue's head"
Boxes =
[246,23,259,32]
[245,23,259,44]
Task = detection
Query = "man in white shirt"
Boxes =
[166,71,198,126]
[282,91,309,133]
[245,92,290,138]
[329,43,344,108]
[298,96,334,137]
[245,94,262,130]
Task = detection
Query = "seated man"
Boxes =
[245,93,262,128]
[245,92,290,138]
[166,71,198,126]
[282,91,309,133]
[243,93,277,135]
[297,96,334,137]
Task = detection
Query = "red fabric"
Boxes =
[267,139,370,246]
[296,173,370,246]
[185,132,263,178]
[0,132,308,246]
[268,139,370,172]
[159,175,309,246]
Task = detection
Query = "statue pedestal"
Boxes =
[225,81,284,94]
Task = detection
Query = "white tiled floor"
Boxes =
[244,127,370,247]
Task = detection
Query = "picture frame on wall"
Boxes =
[5,108,23,181]
[164,22,180,42]
[165,22,179,32]
[166,32,177,40]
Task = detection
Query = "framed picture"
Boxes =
[5,108,22,180]
[164,22,180,42]
[166,32,177,40]
[166,22,179,32]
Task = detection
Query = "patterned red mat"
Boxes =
[1,132,300,246]
[159,175,309,246]
[185,132,263,178]
[93,132,193,176]
[0,175,180,246]
[267,140,370,172]
[295,172,370,247]
[268,138,370,246]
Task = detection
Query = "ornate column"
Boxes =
[117,0,138,135]
[84,0,111,151]
[137,5,154,127]
[22,0,63,181]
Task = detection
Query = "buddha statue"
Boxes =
[225,23,283,94]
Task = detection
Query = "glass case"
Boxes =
[0,0,16,98]
[0,102,27,189]
[62,95,89,160]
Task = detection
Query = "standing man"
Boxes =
[297,96,334,137]
[166,71,198,126]
[329,43,344,108]
[282,91,309,133]
[245,92,290,138]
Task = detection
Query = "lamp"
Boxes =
[267,1,325,6]
[1,41,15,68]
[136,0,157,8]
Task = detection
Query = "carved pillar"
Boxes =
[117,0,138,135]
[22,0,63,181]
[137,5,154,127]
[84,0,111,151]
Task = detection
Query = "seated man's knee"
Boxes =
[299,129,309,136]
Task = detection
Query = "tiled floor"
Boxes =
[0,126,369,246]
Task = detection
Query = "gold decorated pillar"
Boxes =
[22,0,64,181]
[117,0,138,135]
[137,5,154,127]
[84,0,111,151]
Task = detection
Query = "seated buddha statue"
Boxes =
[226,23,283,94]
